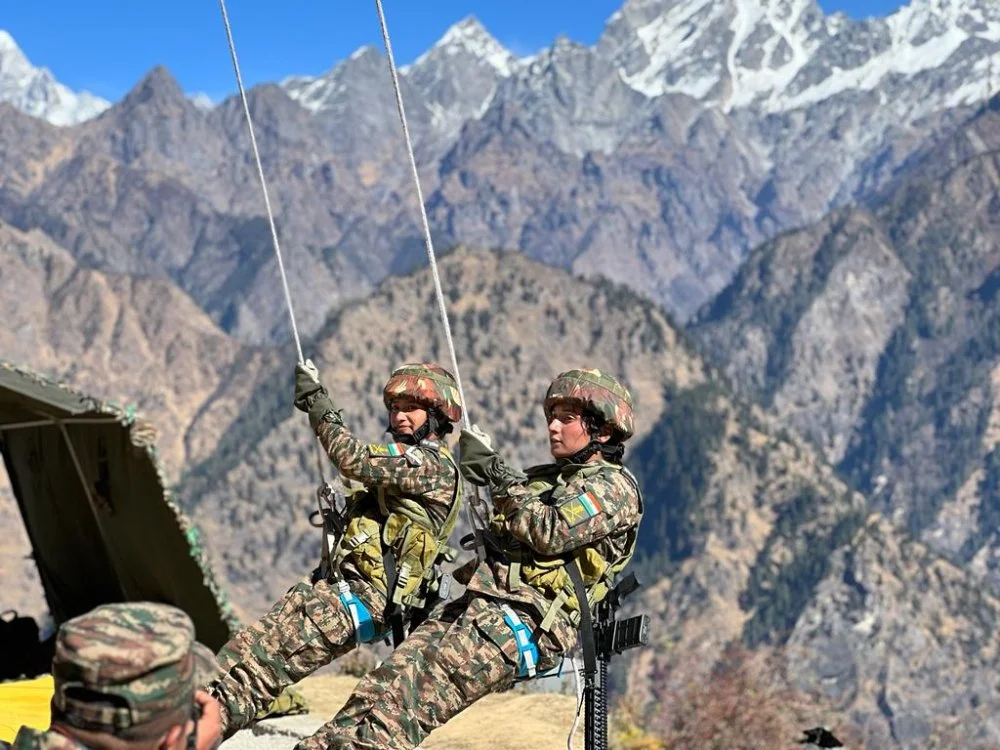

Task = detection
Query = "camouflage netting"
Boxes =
[0,361,238,651]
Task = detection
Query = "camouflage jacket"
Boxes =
[463,458,642,651]
[11,728,86,750]
[314,417,460,610]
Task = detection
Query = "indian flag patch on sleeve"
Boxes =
[368,443,406,458]
[558,490,604,528]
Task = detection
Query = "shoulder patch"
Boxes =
[557,489,605,528]
[368,443,406,458]
[403,445,424,467]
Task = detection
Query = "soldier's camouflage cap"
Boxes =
[383,362,463,423]
[50,602,219,737]
[544,368,635,440]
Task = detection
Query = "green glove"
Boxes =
[459,425,526,491]
[294,359,337,430]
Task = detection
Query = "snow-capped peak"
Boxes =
[188,92,216,111]
[603,0,1000,116]
[407,16,516,77]
[0,30,21,55]
[0,28,109,125]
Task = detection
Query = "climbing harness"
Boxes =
[308,482,344,581]
[373,0,493,560]
[473,460,649,750]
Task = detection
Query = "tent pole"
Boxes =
[0,417,122,431]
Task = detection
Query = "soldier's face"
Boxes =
[389,397,429,435]
[547,403,592,459]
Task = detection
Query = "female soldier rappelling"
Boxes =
[317,368,643,750]
[208,360,463,745]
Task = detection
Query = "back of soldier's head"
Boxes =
[50,602,218,743]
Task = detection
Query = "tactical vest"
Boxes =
[493,460,643,631]
[331,443,462,610]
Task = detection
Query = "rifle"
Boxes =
[567,567,650,750]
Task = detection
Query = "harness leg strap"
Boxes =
[500,604,539,678]
[336,581,385,644]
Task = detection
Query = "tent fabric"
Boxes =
[0,675,52,742]
[0,361,238,651]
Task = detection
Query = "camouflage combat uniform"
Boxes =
[210,363,463,750]
[12,602,217,750]
[323,369,643,750]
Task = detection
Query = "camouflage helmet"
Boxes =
[383,363,463,424]
[544,368,634,440]
[50,602,219,737]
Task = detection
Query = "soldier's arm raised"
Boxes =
[314,417,452,496]
[293,360,453,498]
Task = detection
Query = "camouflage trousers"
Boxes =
[321,594,563,750]
[209,575,387,750]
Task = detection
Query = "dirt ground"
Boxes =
[296,672,586,750]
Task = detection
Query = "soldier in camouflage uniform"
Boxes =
[209,361,463,749]
[10,602,222,750]
[322,368,643,750]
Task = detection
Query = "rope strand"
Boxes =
[217,0,305,365]
[373,0,470,426]
[373,0,491,532]
[216,0,326,485]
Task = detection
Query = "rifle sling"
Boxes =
[566,559,598,679]
[383,550,406,648]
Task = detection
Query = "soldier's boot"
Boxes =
[210,577,358,738]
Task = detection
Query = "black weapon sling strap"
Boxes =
[382,550,406,648]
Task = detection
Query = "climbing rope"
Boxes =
[215,0,328,486]
[370,14,594,735]
[372,0,492,535]
[568,656,584,750]
[217,0,303,364]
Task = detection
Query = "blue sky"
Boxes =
[4,0,909,102]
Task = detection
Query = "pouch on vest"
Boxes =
[337,509,388,594]
[383,512,440,605]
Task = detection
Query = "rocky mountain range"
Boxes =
[690,94,1000,572]
[1,0,998,344]
[4,1,1000,746]
[3,224,999,745]
[684,86,1000,743]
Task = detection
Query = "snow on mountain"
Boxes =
[283,17,523,152]
[403,16,516,77]
[0,30,109,125]
[189,92,216,111]
[602,0,1000,117]
[279,1,998,164]
[282,45,381,115]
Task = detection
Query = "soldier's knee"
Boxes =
[295,732,364,750]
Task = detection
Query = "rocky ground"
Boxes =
[222,673,585,750]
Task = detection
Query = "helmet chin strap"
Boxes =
[387,412,441,445]
[561,440,625,466]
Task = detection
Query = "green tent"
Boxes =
[0,361,237,651]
